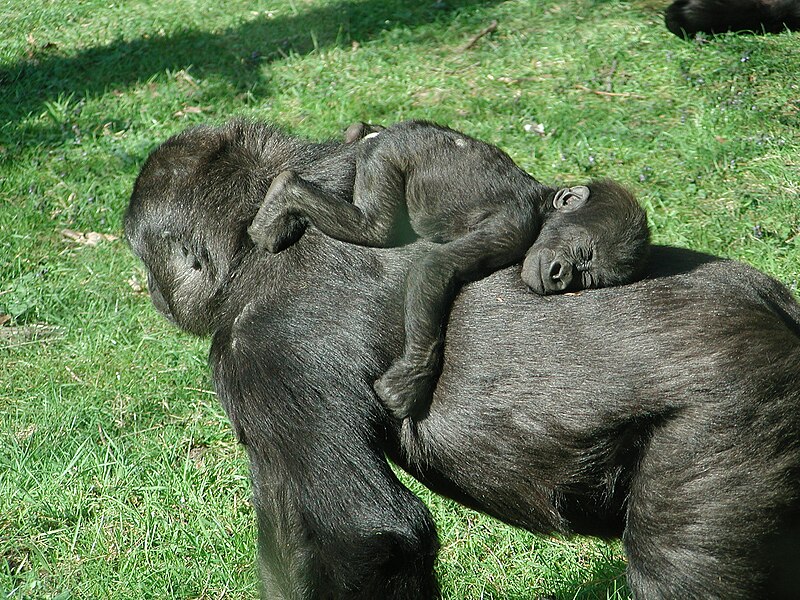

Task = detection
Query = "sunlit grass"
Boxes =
[1,0,798,597]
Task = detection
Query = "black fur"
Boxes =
[666,0,800,37]
[125,120,800,600]
[247,120,650,420]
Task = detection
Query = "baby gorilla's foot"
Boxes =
[374,359,435,421]
[259,214,307,253]
[248,171,305,252]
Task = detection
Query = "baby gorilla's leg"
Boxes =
[375,213,536,420]
[249,142,408,253]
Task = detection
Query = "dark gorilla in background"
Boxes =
[666,0,800,37]
[125,120,800,600]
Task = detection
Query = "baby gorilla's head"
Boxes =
[522,179,650,295]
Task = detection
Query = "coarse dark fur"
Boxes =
[125,119,800,600]
[247,120,650,420]
[666,0,800,37]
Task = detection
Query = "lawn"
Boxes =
[1,0,798,598]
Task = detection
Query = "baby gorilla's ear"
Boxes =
[553,186,590,212]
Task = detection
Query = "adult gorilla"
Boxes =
[126,120,800,600]
[665,0,800,37]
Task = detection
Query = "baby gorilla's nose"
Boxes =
[521,248,574,295]
[547,258,573,292]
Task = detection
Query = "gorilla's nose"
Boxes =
[545,257,573,292]
[521,248,574,295]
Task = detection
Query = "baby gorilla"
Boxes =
[248,120,649,420]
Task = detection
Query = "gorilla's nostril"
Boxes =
[549,261,564,281]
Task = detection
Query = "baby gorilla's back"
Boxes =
[375,121,545,241]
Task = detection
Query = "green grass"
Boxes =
[1,0,798,598]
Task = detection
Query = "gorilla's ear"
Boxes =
[553,186,590,212]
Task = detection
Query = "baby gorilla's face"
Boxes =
[521,180,650,295]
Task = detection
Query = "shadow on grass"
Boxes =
[474,554,629,600]
[0,0,503,145]
[554,556,630,600]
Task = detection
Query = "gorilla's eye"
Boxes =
[178,243,202,270]
[575,246,593,267]
[582,271,595,288]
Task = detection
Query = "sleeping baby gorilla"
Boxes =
[248,120,650,421]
